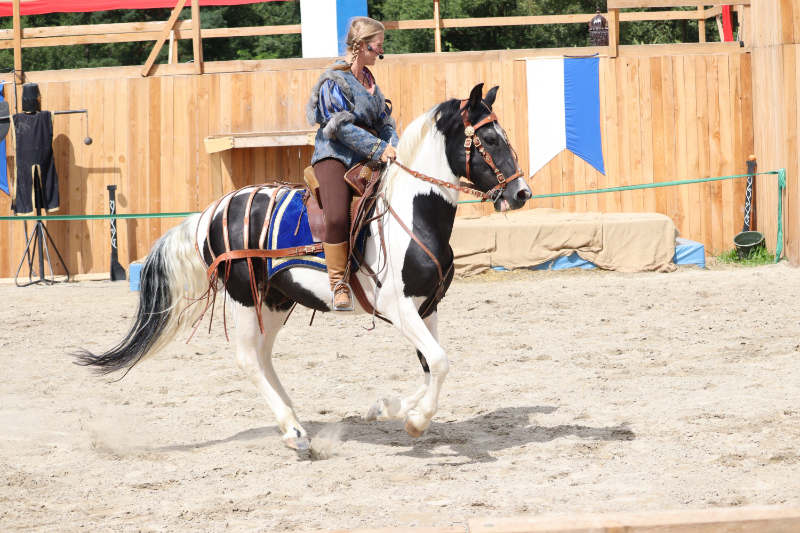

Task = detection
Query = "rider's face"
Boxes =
[363,34,384,65]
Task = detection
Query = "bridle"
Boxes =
[392,98,525,202]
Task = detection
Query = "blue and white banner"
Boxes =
[300,0,368,58]
[526,56,605,177]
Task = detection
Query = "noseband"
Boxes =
[459,99,524,201]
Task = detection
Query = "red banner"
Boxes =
[0,1,282,17]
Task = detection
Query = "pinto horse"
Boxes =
[77,83,532,451]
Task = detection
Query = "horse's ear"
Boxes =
[484,86,499,109]
[468,83,484,110]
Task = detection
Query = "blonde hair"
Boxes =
[332,16,385,71]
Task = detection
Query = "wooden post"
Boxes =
[698,5,706,42]
[191,0,204,74]
[433,0,442,53]
[12,0,23,84]
[607,8,619,57]
[168,30,178,64]
[141,0,187,77]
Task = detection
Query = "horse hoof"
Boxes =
[404,419,426,438]
[283,435,311,452]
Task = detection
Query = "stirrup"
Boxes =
[331,281,355,312]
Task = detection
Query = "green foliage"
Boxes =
[716,245,775,266]
[0,1,717,72]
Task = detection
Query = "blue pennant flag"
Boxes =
[527,56,605,176]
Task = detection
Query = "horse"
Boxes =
[77,83,532,452]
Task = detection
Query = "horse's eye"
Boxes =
[484,134,498,146]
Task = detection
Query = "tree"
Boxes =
[0,1,715,72]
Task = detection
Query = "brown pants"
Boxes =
[313,157,352,244]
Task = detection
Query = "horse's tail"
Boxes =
[75,213,208,375]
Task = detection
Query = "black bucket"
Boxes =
[733,230,765,258]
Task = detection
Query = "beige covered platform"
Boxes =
[451,208,679,276]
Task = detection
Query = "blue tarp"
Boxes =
[493,239,706,272]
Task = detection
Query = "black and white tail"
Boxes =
[76,214,208,375]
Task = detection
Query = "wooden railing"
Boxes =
[0,1,751,78]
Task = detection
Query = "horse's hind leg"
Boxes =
[231,300,309,451]
[366,311,437,424]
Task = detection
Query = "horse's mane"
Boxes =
[396,109,436,162]
[383,99,461,199]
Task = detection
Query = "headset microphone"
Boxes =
[367,45,384,60]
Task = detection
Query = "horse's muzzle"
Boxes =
[494,178,532,212]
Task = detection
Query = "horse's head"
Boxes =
[435,83,532,212]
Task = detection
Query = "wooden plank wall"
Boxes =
[749,1,800,263]
[0,43,752,278]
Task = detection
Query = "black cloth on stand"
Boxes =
[13,111,59,215]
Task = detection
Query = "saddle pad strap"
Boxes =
[259,186,287,249]
[243,186,264,249]
[196,189,236,264]
[206,244,324,281]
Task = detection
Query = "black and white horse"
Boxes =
[78,83,532,451]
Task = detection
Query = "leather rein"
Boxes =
[392,99,524,202]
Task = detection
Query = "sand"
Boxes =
[1,262,799,531]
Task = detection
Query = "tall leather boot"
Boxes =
[323,241,353,311]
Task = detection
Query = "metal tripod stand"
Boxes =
[14,172,69,286]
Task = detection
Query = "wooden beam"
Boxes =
[191,1,203,74]
[204,130,316,154]
[608,8,620,58]
[698,6,706,42]
[141,0,187,78]
[469,506,800,533]
[0,19,194,39]
[620,10,707,21]
[441,14,605,28]
[12,0,22,84]
[433,0,441,53]
[608,0,750,7]
[0,25,302,50]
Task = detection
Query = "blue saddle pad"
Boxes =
[267,189,326,278]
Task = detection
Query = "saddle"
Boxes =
[302,160,383,244]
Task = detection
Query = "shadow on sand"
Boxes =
[150,405,634,463]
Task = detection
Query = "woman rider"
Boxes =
[306,16,398,311]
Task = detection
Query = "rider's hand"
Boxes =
[380,145,397,163]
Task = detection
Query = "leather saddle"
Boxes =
[303,161,383,244]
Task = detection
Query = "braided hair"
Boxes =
[331,16,385,71]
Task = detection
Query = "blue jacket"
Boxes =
[307,63,399,168]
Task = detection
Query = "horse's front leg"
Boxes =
[366,310,436,422]
[231,301,309,451]
[368,301,447,437]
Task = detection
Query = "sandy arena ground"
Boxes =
[1,262,800,531]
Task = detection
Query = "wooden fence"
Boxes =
[0,42,753,278]
[748,1,800,262]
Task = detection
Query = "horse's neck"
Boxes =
[380,132,460,247]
